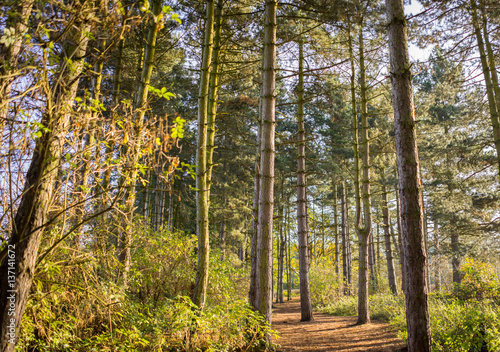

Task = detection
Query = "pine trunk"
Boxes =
[192,0,215,309]
[386,0,432,349]
[470,0,500,178]
[382,185,398,294]
[334,184,340,278]
[256,0,277,325]
[296,39,313,322]
[341,182,351,295]
[357,26,372,325]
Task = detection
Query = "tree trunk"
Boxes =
[296,38,313,322]
[470,0,500,178]
[334,184,340,279]
[255,0,277,325]
[0,9,91,350]
[348,25,362,231]
[433,223,441,291]
[220,221,226,260]
[382,185,398,295]
[395,187,405,294]
[386,0,432,349]
[451,234,461,284]
[249,104,261,309]
[193,0,215,309]
[277,197,285,303]
[357,26,372,325]
[341,182,351,295]
[206,0,223,201]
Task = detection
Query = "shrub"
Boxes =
[309,259,341,307]
[18,226,275,351]
[455,258,500,301]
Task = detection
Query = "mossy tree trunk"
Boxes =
[193,0,215,309]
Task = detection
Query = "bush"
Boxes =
[309,259,341,307]
[319,293,500,351]
[455,258,500,301]
[18,226,275,352]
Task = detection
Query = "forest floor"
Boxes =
[272,297,407,352]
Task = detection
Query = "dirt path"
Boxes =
[272,298,407,352]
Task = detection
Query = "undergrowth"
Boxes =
[17,223,276,351]
[319,258,500,352]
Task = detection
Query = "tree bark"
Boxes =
[206,0,223,201]
[193,0,215,309]
[382,184,398,295]
[333,184,340,279]
[255,0,277,325]
[451,233,461,284]
[356,26,372,325]
[0,7,91,350]
[296,38,313,322]
[386,0,432,349]
[395,187,405,294]
[470,0,500,178]
[249,103,261,309]
[433,222,441,291]
[341,182,351,295]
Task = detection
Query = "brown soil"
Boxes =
[272,297,407,352]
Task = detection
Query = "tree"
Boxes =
[0,2,95,349]
[296,38,314,322]
[386,0,432,350]
[193,0,215,309]
[255,0,277,325]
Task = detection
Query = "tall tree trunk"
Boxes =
[249,105,261,309]
[433,222,441,291]
[481,9,500,115]
[334,183,340,279]
[296,38,313,322]
[192,0,215,309]
[451,234,461,284]
[0,8,92,350]
[382,184,398,294]
[206,0,223,201]
[341,182,351,295]
[470,0,500,178]
[357,26,372,325]
[386,0,432,349]
[277,191,285,303]
[348,25,362,231]
[395,187,405,294]
[255,0,277,325]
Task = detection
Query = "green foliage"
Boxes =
[320,291,500,352]
[454,258,500,301]
[18,227,274,352]
[309,259,341,307]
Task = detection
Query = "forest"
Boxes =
[0,0,499,351]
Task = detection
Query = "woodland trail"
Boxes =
[272,297,407,352]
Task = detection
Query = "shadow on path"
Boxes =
[272,297,407,352]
